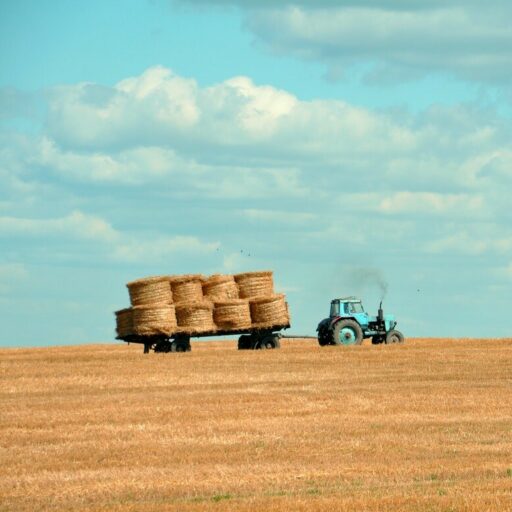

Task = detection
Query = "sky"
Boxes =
[1,0,511,347]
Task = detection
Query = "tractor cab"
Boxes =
[330,297,369,328]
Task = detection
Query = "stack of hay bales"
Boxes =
[115,269,290,339]
[125,276,176,336]
[234,271,290,329]
[171,275,215,334]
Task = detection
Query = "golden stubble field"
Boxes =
[1,338,511,511]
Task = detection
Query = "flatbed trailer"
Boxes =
[118,322,291,353]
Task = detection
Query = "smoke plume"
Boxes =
[347,267,388,300]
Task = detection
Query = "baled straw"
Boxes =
[175,300,215,334]
[213,299,251,330]
[171,274,205,304]
[250,294,290,328]
[234,270,274,299]
[132,304,177,336]
[115,308,133,338]
[203,274,239,301]
[126,275,173,306]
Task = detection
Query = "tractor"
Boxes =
[316,297,404,346]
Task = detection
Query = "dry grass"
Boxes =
[1,338,511,511]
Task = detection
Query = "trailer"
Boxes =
[118,322,290,353]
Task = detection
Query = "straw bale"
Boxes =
[132,304,177,336]
[115,308,133,338]
[126,275,173,306]
[250,294,290,328]
[213,299,251,330]
[234,270,274,299]
[175,300,215,334]
[203,274,239,301]
[171,274,205,304]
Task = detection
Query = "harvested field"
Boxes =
[1,338,511,511]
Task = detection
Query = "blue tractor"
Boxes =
[316,297,404,346]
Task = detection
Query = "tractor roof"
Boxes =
[332,296,361,303]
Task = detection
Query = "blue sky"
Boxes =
[1,0,511,346]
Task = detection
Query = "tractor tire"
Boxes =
[253,334,281,350]
[332,319,363,346]
[385,330,405,344]
[238,335,253,350]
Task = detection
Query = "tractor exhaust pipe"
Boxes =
[378,301,384,324]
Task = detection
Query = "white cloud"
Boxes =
[342,192,486,217]
[0,210,220,264]
[223,3,512,84]
[425,231,512,255]
[0,210,119,242]
[113,236,220,263]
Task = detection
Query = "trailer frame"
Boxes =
[118,322,291,353]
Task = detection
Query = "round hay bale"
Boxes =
[115,308,133,338]
[203,274,239,301]
[213,299,251,330]
[234,270,274,299]
[132,304,177,336]
[171,274,204,304]
[250,294,290,328]
[126,275,173,306]
[175,300,215,334]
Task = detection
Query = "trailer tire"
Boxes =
[332,319,363,346]
[318,329,330,346]
[253,334,281,350]
[170,337,191,352]
[238,335,253,350]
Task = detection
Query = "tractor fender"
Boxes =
[330,316,362,331]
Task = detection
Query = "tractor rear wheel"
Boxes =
[385,330,405,344]
[332,319,363,346]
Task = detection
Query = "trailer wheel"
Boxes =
[385,330,405,344]
[318,329,330,346]
[332,319,363,346]
[253,334,281,350]
[238,335,253,350]
[154,339,172,352]
[170,337,191,352]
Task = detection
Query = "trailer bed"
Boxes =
[118,322,291,352]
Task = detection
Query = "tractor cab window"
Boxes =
[347,302,364,314]
[330,301,340,317]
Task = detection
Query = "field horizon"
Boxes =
[1,337,511,511]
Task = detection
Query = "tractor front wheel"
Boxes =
[332,319,363,346]
[385,330,405,344]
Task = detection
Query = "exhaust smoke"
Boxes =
[347,267,389,301]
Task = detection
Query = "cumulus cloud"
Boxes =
[2,67,511,266]
[0,210,220,263]
[0,210,119,242]
[178,1,512,85]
